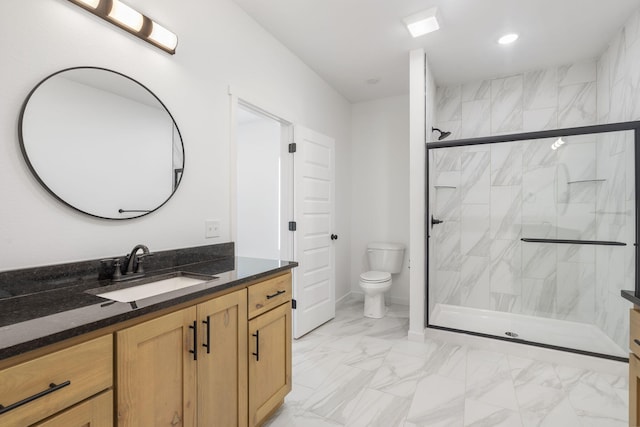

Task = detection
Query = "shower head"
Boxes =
[431,127,451,141]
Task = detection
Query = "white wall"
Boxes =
[237,116,281,259]
[0,0,352,303]
[350,95,409,304]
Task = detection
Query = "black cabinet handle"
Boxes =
[202,316,211,354]
[189,321,198,361]
[266,290,286,300]
[431,215,443,227]
[331,234,338,240]
[0,380,71,415]
[634,339,640,347]
[252,330,260,361]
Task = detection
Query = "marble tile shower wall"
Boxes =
[435,60,597,140]
[595,8,640,350]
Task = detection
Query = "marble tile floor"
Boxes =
[265,297,629,427]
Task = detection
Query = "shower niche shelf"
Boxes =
[567,178,606,184]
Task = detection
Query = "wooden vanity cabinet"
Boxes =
[630,308,640,426]
[0,335,112,427]
[630,353,640,427]
[116,288,248,427]
[114,273,292,427]
[248,273,292,427]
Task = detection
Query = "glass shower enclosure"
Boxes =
[426,122,639,360]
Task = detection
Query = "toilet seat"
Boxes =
[359,271,391,283]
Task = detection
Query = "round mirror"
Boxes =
[19,67,184,220]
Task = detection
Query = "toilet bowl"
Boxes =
[358,242,405,318]
[359,271,392,318]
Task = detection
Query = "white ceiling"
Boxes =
[232,0,639,103]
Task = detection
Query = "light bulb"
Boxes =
[76,0,100,9]
[108,0,144,32]
[149,22,178,51]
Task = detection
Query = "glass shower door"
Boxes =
[427,128,635,359]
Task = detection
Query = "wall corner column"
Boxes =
[408,48,426,340]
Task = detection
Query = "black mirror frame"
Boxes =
[18,66,185,220]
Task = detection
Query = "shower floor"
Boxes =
[430,303,627,358]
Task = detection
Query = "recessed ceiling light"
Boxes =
[403,7,440,38]
[498,33,519,45]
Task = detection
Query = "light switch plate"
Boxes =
[205,220,220,238]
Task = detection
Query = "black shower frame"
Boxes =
[424,120,640,362]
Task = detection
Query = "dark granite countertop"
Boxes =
[622,290,640,306]
[0,253,297,361]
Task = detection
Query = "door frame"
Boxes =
[229,86,295,261]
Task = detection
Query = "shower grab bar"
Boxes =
[521,238,626,246]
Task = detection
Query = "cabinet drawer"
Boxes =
[631,309,640,358]
[248,273,292,319]
[33,389,113,427]
[0,335,112,427]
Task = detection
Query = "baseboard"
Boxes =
[407,329,426,342]
[335,292,352,305]
[349,290,409,306]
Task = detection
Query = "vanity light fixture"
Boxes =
[67,0,178,54]
[403,7,440,38]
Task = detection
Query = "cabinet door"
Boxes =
[631,353,640,427]
[248,302,292,427]
[33,390,113,427]
[197,289,248,427]
[116,307,197,427]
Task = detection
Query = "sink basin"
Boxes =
[94,272,216,303]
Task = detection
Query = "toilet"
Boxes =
[359,242,405,318]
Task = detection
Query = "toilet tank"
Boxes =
[367,242,405,273]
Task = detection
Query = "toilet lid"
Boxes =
[360,271,391,283]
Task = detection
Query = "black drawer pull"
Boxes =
[202,316,211,354]
[266,290,286,299]
[634,339,640,347]
[252,330,260,361]
[189,321,198,361]
[0,380,71,415]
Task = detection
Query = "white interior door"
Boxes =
[293,125,336,338]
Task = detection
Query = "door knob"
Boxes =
[331,234,338,240]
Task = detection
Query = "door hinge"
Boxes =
[288,221,297,231]
[292,299,297,309]
[288,143,297,153]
